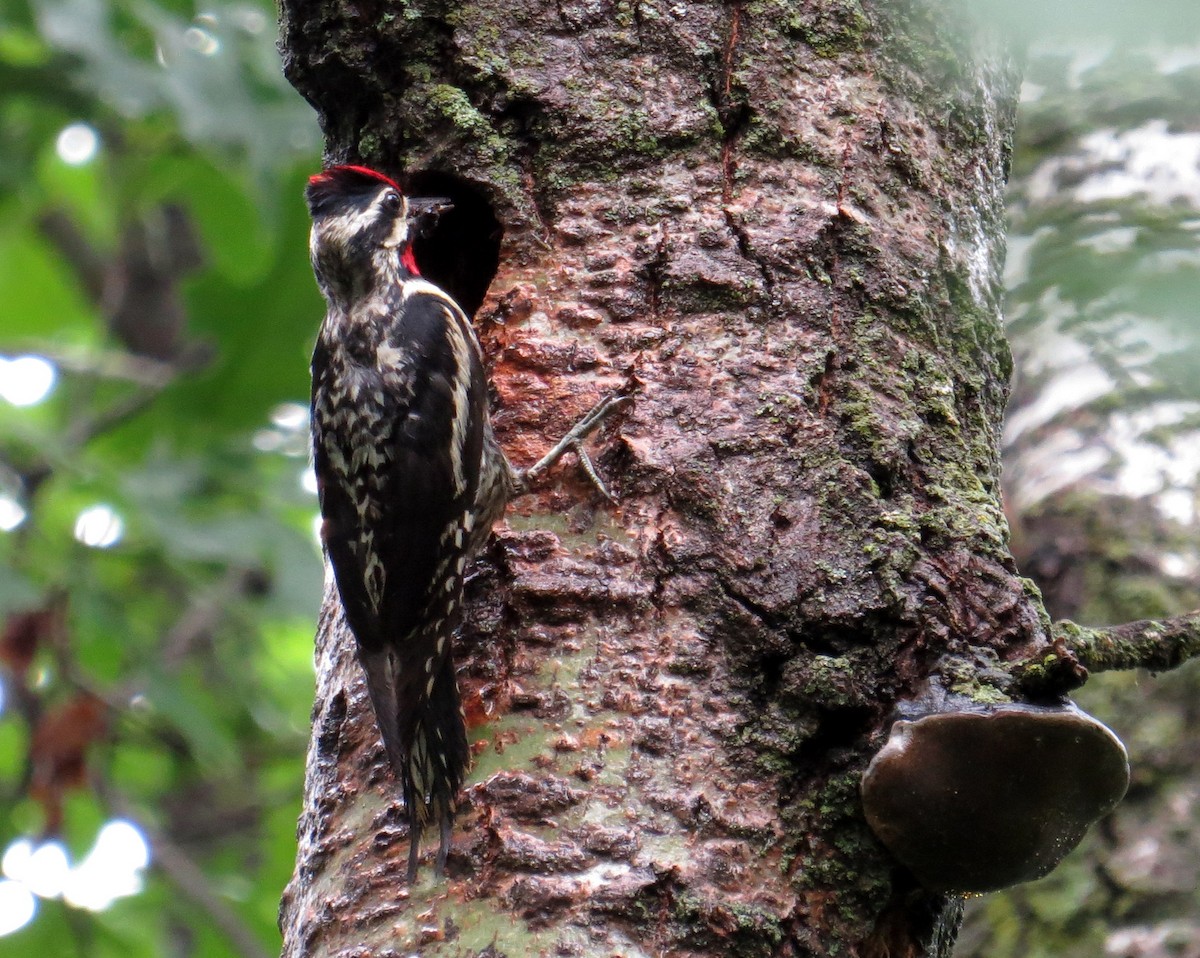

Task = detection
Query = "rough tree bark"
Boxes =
[276,2,1037,956]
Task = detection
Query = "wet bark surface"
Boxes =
[277,2,1027,956]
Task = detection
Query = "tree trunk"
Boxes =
[277,2,1028,956]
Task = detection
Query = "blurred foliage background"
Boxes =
[0,0,1198,957]
[962,33,1200,958]
[0,0,321,955]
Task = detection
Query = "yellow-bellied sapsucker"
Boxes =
[305,165,625,881]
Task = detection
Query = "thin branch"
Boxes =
[0,368,177,506]
[65,383,172,448]
[102,789,274,958]
[162,567,262,670]
[36,345,179,388]
[1053,611,1200,674]
[145,827,275,958]
[38,211,106,301]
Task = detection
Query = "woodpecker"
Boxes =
[305,165,625,881]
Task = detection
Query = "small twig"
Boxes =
[162,567,262,670]
[36,345,178,388]
[65,383,170,449]
[148,832,274,958]
[102,789,274,958]
[1052,612,1200,675]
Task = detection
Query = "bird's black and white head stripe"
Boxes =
[305,166,417,301]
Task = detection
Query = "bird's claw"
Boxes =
[519,394,632,498]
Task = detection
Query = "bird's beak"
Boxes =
[408,196,453,214]
[406,197,453,243]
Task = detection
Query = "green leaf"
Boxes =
[0,222,97,343]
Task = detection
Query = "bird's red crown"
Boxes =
[307,165,401,191]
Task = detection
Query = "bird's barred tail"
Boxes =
[401,654,470,881]
[356,635,470,882]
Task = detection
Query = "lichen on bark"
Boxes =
[277,2,1037,956]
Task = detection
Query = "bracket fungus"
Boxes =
[861,703,1129,893]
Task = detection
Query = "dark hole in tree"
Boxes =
[404,171,502,318]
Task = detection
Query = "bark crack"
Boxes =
[816,133,859,417]
[713,2,777,304]
[645,227,669,319]
[716,573,785,634]
[553,0,575,32]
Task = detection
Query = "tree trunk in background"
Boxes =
[277,2,1026,956]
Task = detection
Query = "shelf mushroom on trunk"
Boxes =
[861,701,1130,894]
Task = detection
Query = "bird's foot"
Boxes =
[518,394,632,501]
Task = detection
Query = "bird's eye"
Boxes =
[382,190,402,212]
